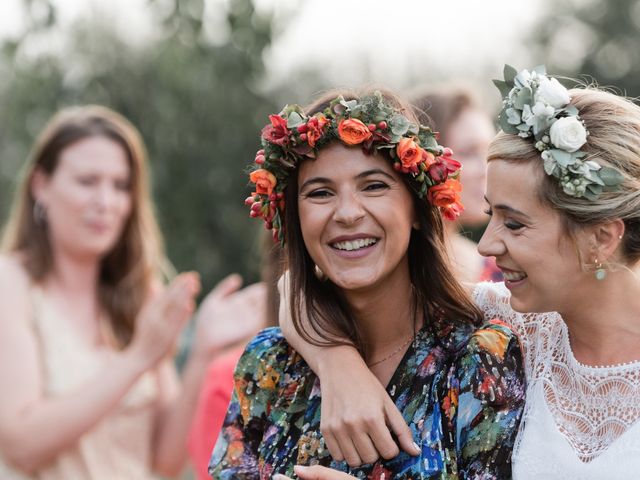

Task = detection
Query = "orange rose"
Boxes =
[337,118,373,145]
[427,179,462,208]
[249,169,277,195]
[397,137,424,168]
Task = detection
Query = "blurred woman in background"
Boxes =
[0,105,260,479]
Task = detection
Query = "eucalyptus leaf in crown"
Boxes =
[493,65,624,200]
[245,91,464,245]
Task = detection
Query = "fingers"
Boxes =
[384,398,419,456]
[333,433,362,468]
[320,429,343,462]
[365,419,400,460]
[293,465,356,479]
[210,273,243,299]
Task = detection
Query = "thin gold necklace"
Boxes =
[367,335,414,367]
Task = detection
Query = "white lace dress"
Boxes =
[474,282,640,480]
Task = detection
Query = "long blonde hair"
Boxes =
[1,105,170,347]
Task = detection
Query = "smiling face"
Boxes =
[297,142,416,293]
[477,160,593,313]
[33,135,133,260]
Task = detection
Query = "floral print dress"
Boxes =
[209,320,525,480]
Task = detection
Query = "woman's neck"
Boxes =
[46,245,101,295]
[561,268,640,366]
[342,259,419,358]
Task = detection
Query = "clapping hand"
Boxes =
[191,273,267,359]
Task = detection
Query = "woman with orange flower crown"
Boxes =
[207,89,525,479]
[279,67,640,479]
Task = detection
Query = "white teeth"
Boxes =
[503,271,527,281]
[332,238,377,251]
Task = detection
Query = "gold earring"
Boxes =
[594,258,606,281]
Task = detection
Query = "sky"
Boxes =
[0,0,549,97]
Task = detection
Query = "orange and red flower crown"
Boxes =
[245,91,464,244]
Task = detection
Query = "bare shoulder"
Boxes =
[0,253,31,295]
[0,253,33,322]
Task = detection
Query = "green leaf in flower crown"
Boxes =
[532,65,547,75]
[422,133,439,151]
[504,64,518,83]
[340,99,358,111]
[513,88,532,109]
[493,79,512,98]
[599,167,625,186]
[583,189,599,201]
[549,149,572,167]
[499,113,519,134]
[287,111,304,128]
[390,114,411,136]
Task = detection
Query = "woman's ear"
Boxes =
[30,167,50,205]
[589,219,625,262]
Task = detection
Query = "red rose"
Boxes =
[441,201,464,220]
[306,114,329,147]
[337,118,373,145]
[261,114,290,146]
[441,148,462,173]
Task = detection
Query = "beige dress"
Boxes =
[0,287,160,479]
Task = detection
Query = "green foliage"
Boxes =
[0,0,281,291]
[532,0,640,96]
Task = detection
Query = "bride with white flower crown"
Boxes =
[279,66,640,479]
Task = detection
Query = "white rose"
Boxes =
[535,76,570,109]
[550,117,587,152]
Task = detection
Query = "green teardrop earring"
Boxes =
[594,258,606,281]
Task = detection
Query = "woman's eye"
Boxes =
[483,208,493,216]
[505,220,525,231]
[77,176,97,186]
[114,180,131,191]
[364,182,388,191]
[306,189,331,198]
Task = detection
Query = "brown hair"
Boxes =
[1,105,170,347]
[409,86,481,144]
[488,88,640,265]
[283,89,482,359]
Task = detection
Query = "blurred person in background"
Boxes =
[187,236,280,480]
[0,105,263,479]
[411,87,502,282]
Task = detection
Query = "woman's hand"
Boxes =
[127,272,201,370]
[278,272,418,466]
[274,465,356,479]
[316,349,419,466]
[190,273,267,359]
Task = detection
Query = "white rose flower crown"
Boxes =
[494,65,623,200]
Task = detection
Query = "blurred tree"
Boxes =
[533,0,640,96]
[0,0,282,290]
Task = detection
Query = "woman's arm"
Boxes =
[151,274,267,476]
[454,319,526,478]
[279,278,419,466]
[0,257,198,473]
